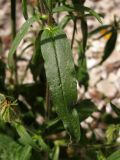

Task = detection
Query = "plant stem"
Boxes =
[39,0,51,120]
[11,0,18,85]
[71,18,77,49]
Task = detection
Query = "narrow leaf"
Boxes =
[59,15,72,29]
[84,6,102,23]
[41,27,80,141]
[76,41,89,89]
[53,5,102,23]
[0,134,32,160]
[107,150,120,160]
[53,146,60,160]
[81,18,88,52]
[31,31,43,81]
[111,103,120,116]
[52,5,74,13]
[89,25,111,37]
[100,27,117,63]
[8,16,38,70]
[22,0,28,20]
[31,30,43,65]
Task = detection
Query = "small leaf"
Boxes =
[8,16,39,70]
[84,6,102,24]
[75,99,97,121]
[89,25,111,37]
[53,145,60,160]
[31,30,44,66]
[53,5,102,23]
[97,151,106,160]
[13,122,38,149]
[0,134,32,160]
[106,124,119,144]
[22,0,28,20]
[59,15,72,29]
[76,41,89,89]
[0,60,6,92]
[110,103,120,116]
[30,30,44,81]
[0,94,19,123]
[52,5,74,13]
[107,150,120,160]
[100,27,117,63]
[41,27,80,141]
[81,18,88,51]
[33,135,50,152]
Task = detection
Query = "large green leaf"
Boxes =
[41,27,80,141]
[107,150,120,160]
[8,16,38,70]
[0,134,32,160]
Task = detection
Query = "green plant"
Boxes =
[0,0,120,159]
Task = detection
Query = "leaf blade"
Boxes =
[8,16,38,70]
[41,27,80,141]
[22,0,28,20]
[100,27,117,63]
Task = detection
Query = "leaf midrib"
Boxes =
[51,34,67,109]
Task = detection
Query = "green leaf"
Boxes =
[106,124,119,144]
[41,27,80,141]
[53,145,60,160]
[52,5,74,13]
[97,151,106,160]
[0,134,32,160]
[0,94,19,123]
[107,150,120,160]
[8,16,38,70]
[53,5,102,23]
[76,41,89,89]
[110,103,120,116]
[30,30,43,81]
[13,122,38,149]
[81,18,88,51]
[100,27,117,63]
[33,135,50,152]
[75,99,97,121]
[0,60,6,92]
[31,31,43,65]
[89,25,111,37]
[22,0,28,20]
[78,18,88,79]
[84,6,102,24]
[59,15,72,29]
